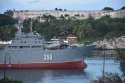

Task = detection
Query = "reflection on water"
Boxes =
[0,69,88,83]
[0,59,122,83]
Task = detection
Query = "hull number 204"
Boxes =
[44,54,53,60]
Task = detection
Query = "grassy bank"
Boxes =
[77,38,96,44]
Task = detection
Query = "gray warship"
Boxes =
[0,21,95,69]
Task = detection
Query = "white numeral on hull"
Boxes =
[44,54,53,60]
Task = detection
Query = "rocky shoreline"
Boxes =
[92,36,125,49]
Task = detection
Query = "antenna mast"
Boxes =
[18,19,23,34]
[30,18,33,32]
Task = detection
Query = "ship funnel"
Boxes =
[30,18,33,32]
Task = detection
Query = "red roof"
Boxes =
[67,34,77,37]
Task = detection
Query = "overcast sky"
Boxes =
[0,0,125,13]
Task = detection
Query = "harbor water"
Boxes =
[0,50,122,83]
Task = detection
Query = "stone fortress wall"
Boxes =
[13,10,125,20]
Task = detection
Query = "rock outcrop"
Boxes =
[93,36,125,49]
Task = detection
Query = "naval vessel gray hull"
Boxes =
[0,45,95,68]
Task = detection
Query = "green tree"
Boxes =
[102,7,114,11]
[4,10,14,17]
[55,8,58,11]
[22,18,31,33]
[73,20,92,38]
[0,14,17,27]
[0,14,17,41]
[22,14,125,41]
[121,6,125,10]
[0,25,17,41]
[59,8,62,11]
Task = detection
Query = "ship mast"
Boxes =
[14,18,23,38]
[30,18,33,32]
[18,20,22,34]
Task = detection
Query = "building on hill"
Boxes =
[13,10,125,20]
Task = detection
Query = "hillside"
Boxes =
[0,10,125,42]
